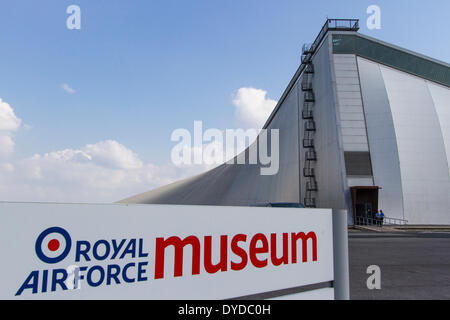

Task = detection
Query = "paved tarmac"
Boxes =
[349,230,450,300]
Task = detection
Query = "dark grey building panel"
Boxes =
[332,34,450,87]
[344,152,373,176]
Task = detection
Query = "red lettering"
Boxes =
[154,236,201,279]
[153,231,318,279]
[270,233,289,266]
[230,234,248,271]
[291,232,317,263]
[204,235,228,273]
[249,233,269,268]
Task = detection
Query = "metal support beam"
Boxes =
[332,209,350,300]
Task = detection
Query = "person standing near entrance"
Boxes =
[379,210,385,227]
[375,210,381,226]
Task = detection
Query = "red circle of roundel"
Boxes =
[47,239,60,252]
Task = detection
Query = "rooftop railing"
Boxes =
[303,19,359,56]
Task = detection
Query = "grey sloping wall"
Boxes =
[357,56,450,224]
[120,34,351,210]
[378,63,450,224]
[309,35,348,211]
[119,77,302,206]
[356,57,405,220]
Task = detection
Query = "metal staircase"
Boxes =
[301,43,318,208]
[297,19,359,208]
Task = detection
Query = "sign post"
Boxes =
[332,209,350,300]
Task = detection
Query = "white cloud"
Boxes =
[84,140,143,169]
[17,141,153,199]
[0,162,14,173]
[0,87,277,203]
[0,99,21,131]
[0,100,179,202]
[0,135,15,155]
[0,98,21,156]
[233,87,277,129]
[61,83,76,94]
[0,139,208,203]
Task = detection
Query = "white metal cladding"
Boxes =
[428,82,450,176]
[357,57,405,220]
[357,56,450,224]
[381,64,450,224]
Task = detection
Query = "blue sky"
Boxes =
[0,0,449,202]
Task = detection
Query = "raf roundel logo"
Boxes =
[35,227,72,264]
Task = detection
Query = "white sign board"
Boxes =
[0,202,334,299]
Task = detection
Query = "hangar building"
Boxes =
[120,19,450,225]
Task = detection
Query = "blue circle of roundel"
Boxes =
[35,227,72,264]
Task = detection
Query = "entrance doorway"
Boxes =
[350,186,380,225]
